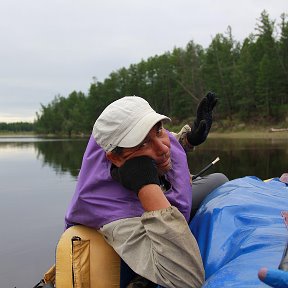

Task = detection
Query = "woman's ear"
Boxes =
[106,152,124,167]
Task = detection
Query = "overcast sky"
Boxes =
[0,0,287,123]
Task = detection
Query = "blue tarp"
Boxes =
[190,176,288,287]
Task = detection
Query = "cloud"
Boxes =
[0,0,287,122]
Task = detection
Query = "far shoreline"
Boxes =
[0,130,288,139]
[209,131,288,139]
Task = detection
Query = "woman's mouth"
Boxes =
[157,155,172,170]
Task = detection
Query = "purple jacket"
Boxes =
[65,131,192,229]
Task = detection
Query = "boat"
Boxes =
[34,225,121,288]
[190,175,288,287]
[35,175,288,287]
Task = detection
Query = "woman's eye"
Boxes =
[136,141,148,150]
[140,141,148,148]
[157,127,163,135]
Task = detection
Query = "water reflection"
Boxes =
[0,137,287,180]
[0,138,89,177]
[35,139,89,177]
[188,138,288,180]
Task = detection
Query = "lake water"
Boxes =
[0,136,287,287]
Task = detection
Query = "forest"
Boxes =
[0,122,34,132]
[4,11,287,135]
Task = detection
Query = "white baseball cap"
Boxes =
[92,96,170,152]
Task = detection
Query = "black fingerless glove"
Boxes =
[111,156,160,195]
[187,91,218,146]
[187,120,208,146]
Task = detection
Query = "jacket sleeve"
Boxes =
[99,206,204,288]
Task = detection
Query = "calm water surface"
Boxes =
[0,136,287,287]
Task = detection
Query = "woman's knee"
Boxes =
[210,173,229,187]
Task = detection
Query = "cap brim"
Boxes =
[117,111,170,148]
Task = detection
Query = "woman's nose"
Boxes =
[154,139,169,155]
